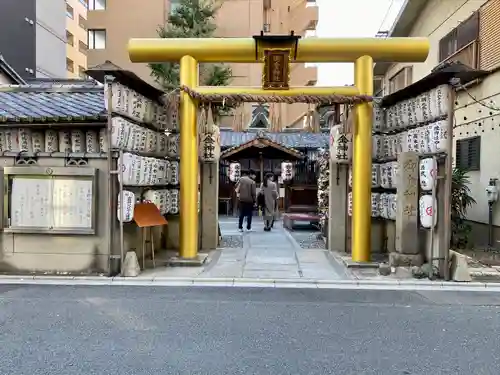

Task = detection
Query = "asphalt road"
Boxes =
[1,285,500,375]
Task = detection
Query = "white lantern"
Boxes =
[166,133,179,158]
[381,135,390,159]
[330,124,352,163]
[419,158,437,191]
[31,131,45,153]
[143,189,162,210]
[70,129,85,153]
[388,161,399,189]
[388,194,397,220]
[399,100,409,128]
[371,193,380,217]
[371,163,380,188]
[429,120,447,153]
[117,190,136,222]
[379,163,391,189]
[229,162,241,182]
[419,194,437,229]
[394,101,403,129]
[169,161,179,185]
[58,130,71,152]
[386,106,395,130]
[281,161,294,181]
[372,135,382,160]
[347,192,353,216]
[373,99,385,132]
[407,98,417,127]
[199,127,221,163]
[18,128,33,153]
[169,189,180,214]
[407,128,419,154]
[379,193,389,219]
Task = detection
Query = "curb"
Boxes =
[0,275,499,291]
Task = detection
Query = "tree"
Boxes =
[451,166,476,248]
[149,0,232,91]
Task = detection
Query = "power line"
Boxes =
[376,0,396,34]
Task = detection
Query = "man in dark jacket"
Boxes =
[235,169,256,232]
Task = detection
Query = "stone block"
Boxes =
[389,252,423,267]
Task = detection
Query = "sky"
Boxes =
[315,0,405,86]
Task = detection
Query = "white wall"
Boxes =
[36,0,66,78]
[384,0,500,226]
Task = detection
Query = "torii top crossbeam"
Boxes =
[128,37,429,63]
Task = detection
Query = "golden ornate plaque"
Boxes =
[262,48,291,90]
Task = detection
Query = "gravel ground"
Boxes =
[289,231,326,249]
[219,235,244,248]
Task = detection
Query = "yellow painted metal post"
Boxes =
[351,55,373,262]
[179,55,199,259]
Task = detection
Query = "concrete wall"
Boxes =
[36,0,67,78]
[0,157,111,274]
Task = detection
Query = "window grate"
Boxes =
[456,136,480,171]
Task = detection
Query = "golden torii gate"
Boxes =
[128,35,429,263]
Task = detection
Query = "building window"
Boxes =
[439,12,479,68]
[66,4,74,18]
[89,0,106,10]
[79,66,87,79]
[79,40,88,54]
[88,29,106,49]
[456,136,481,171]
[66,30,74,46]
[80,0,88,8]
[388,66,412,94]
[67,58,75,73]
[79,15,87,30]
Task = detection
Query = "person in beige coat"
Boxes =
[258,173,278,231]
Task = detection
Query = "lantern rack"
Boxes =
[104,75,181,274]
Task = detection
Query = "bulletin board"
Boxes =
[2,166,97,234]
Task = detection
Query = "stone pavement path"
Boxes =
[200,217,350,280]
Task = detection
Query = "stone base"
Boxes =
[342,258,379,269]
[166,253,209,267]
[389,252,423,267]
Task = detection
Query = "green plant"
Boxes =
[451,166,476,248]
[149,0,233,95]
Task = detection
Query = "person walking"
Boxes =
[259,173,278,231]
[270,173,279,229]
[235,169,256,232]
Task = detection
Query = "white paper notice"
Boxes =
[52,179,93,228]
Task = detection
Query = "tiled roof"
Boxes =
[0,85,106,123]
[0,85,329,151]
[220,129,329,149]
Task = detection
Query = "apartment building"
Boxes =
[65,0,88,79]
[374,0,500,245]
[86,0,318,128]
[0,0,67,79]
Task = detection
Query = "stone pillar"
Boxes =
[328,163,348,252]
[391,152,422,266]
[200,163,219,250]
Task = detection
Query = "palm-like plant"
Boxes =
[451,166,476,248]
[149,0,232,92]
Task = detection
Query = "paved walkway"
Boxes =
[201,217,350,280]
